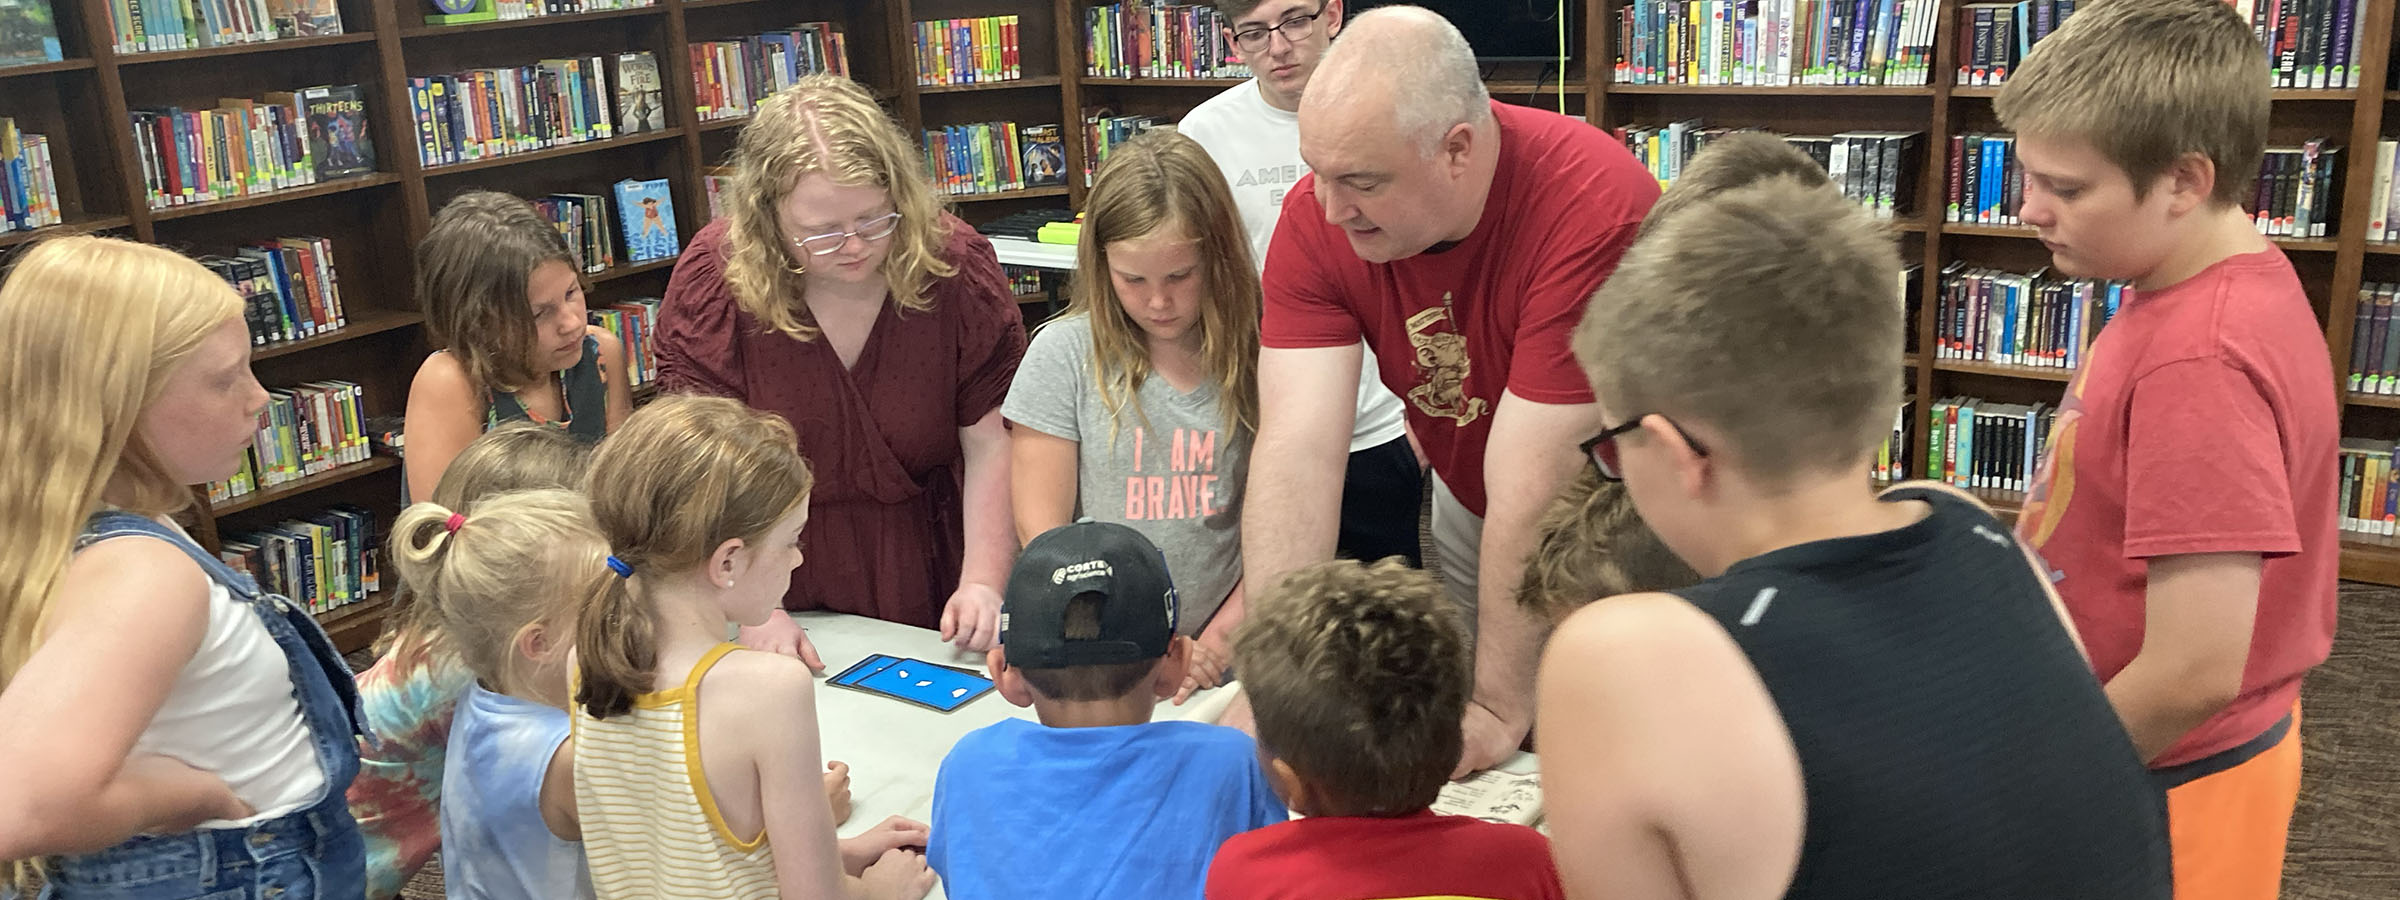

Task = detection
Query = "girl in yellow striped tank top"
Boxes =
[573,395,937,900]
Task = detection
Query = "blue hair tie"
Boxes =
[605,555,634,578]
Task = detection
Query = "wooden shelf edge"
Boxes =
[1486,81,1589,95]
[0,58,96,79]
[2345,392,2400,410]
[150,173,402,222]
[421,128,685,177]
[401,5,663,37]
[1606,83,1933,96]
[2364,241,2400,256]
[917,75,1063,95]
[209,456,399,517]
[1941,221,2334,251]
[1932,358,2079,383]
[0,214,134,249]
[315,593,389,654]
[116,32,377,66]
[252,310,424,361]
[587,257,676,284]
[946,186,1070,203]
[1957,85,2354,101]
[1079,76,1248,88]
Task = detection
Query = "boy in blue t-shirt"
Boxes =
[929,521,1286,900]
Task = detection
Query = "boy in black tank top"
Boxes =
[1533,135,2171,900]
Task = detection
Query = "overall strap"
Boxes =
[77,510,258,598]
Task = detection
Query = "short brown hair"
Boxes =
[417,191,579,393]
[1643,132,1833,235]
[1015,594,1164,702]
[1518,467,1701,621]
[1236,558,1465,816]
[1210,0,1268,22]
[1995,0,2268,206]
[1575,175,1903,485]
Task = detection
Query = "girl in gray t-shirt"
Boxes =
[1001,132,1259,685]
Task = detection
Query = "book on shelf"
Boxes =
[427,0,653,26]
[1621,124,1922,218]
[1082,109,1166,183]
[219,505,380,616]
[130,88,337,209]
[2347,283,2400,395]
[206,379,371,502]
[1945,132,2021,225]
[691,23,852,122]
[1084,3,1250,79]
[105,0,341,54]
[266,0,340,37]
[703,164,730,220]
[2247,140,2342,239]
[1612,0,1937,87]
[612,51,666,134]
[589,297,661,386]
[0,0,63,65]
[925,121,1048,196]
[1954,0,2073,86]
[613,177,678,262]
[1935,263,2122,371]
[364,415,403,456]
[535,193,615,274]
[2339,437,2399,536]
[1927,396,2057,494]
[301,84,376,179]
[1963,0,2366,88]
[407,59,614,168]
[0,119,65,233]
[1023,124,1067,188]
[1874,401,1913,483]
[200,235,347,346]
[915,15,1019,86]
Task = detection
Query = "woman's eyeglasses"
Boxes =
[791,211,903,256]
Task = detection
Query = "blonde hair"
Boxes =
[1065,130,1261,442]
[722,74,956,341]
[1236,558,1465,816]
[576,396,814,718]
[1994,0,2268,206]
[416,191,581,393]
[1574,175,1903,485]
[0,235,242,890]
[390,490,609,692]
[1516,468,1700,621]
[378,422,595,657]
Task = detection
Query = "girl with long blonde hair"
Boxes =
[0,236,365,897]
[570,396,929,900]
[656,73,1024,663]
[1000,130,1261,699]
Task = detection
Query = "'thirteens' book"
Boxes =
[613,177,679,262]
[301,84,375,179]
[1022,123,1065,187]
[612,51,665,134]
[0,0,62,66]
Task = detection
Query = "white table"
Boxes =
[987,236,1077,271]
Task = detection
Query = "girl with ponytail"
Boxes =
[571,395,931,900]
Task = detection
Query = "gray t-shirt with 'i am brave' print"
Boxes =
[1002,314,1247,633]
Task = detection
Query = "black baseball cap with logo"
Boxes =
[1001,520,1179,669]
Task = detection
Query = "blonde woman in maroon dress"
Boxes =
[657,75,1024,662]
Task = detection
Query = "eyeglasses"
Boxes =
[1229,4,1328,54]
[1580,414,1710,481]
[790,211,902,256]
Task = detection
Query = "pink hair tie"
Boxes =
[444,513,466,533]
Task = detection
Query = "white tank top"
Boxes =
[120,522,327,826]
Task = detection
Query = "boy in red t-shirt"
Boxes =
[1998,0,2341,897]
[1206,558,1563,900]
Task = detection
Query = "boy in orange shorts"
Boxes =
[1999,1,2340,896]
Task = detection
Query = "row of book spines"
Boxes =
[1927,397,2057,493]
[590,299,660,386]
[1873,402,1913,482]
[1933,266,2121,369]
[1952,0,2076,86]
[2356,140,2400,243]
[1961,0,2367,89]
[201,237,345,346]
[924,122,1034,196]
[1945,134,2343,235]
[207,381,371,501]
[692,32,850,122]
[1625,128,1923,218]
[131,97,319,209]
[408,60,615,168]
[2339,440,2400,534]
[219,506,379,615]
[107,0,311,55]
[535,193,616,274]
[0,125,64,233]
[2343,283,2400,395]
[1083,3,1248,80]
[915,16,1021,86]
[480,0,654,22]
[1611,0,1940,87]
[1083,112,1163,180]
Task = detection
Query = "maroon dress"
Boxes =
[658,214,1026,628]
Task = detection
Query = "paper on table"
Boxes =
[1433,768,1543,826]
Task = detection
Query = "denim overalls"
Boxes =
[38,512,367,900]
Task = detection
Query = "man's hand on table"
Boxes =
[736,614,825,672]
[939,582,1003,652]
[1454,698,1532,779]
[1173,631,1235,704]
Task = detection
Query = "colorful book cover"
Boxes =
[1022,123,1065,187]
[613,51,664,133]
[301,83,375,179]
[0,0,64,65]
[613,177,678,262]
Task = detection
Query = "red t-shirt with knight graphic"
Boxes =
[1260,101,1658,516]
[2015,246,2339,768]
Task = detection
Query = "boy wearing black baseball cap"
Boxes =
[927,521,1286,900]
